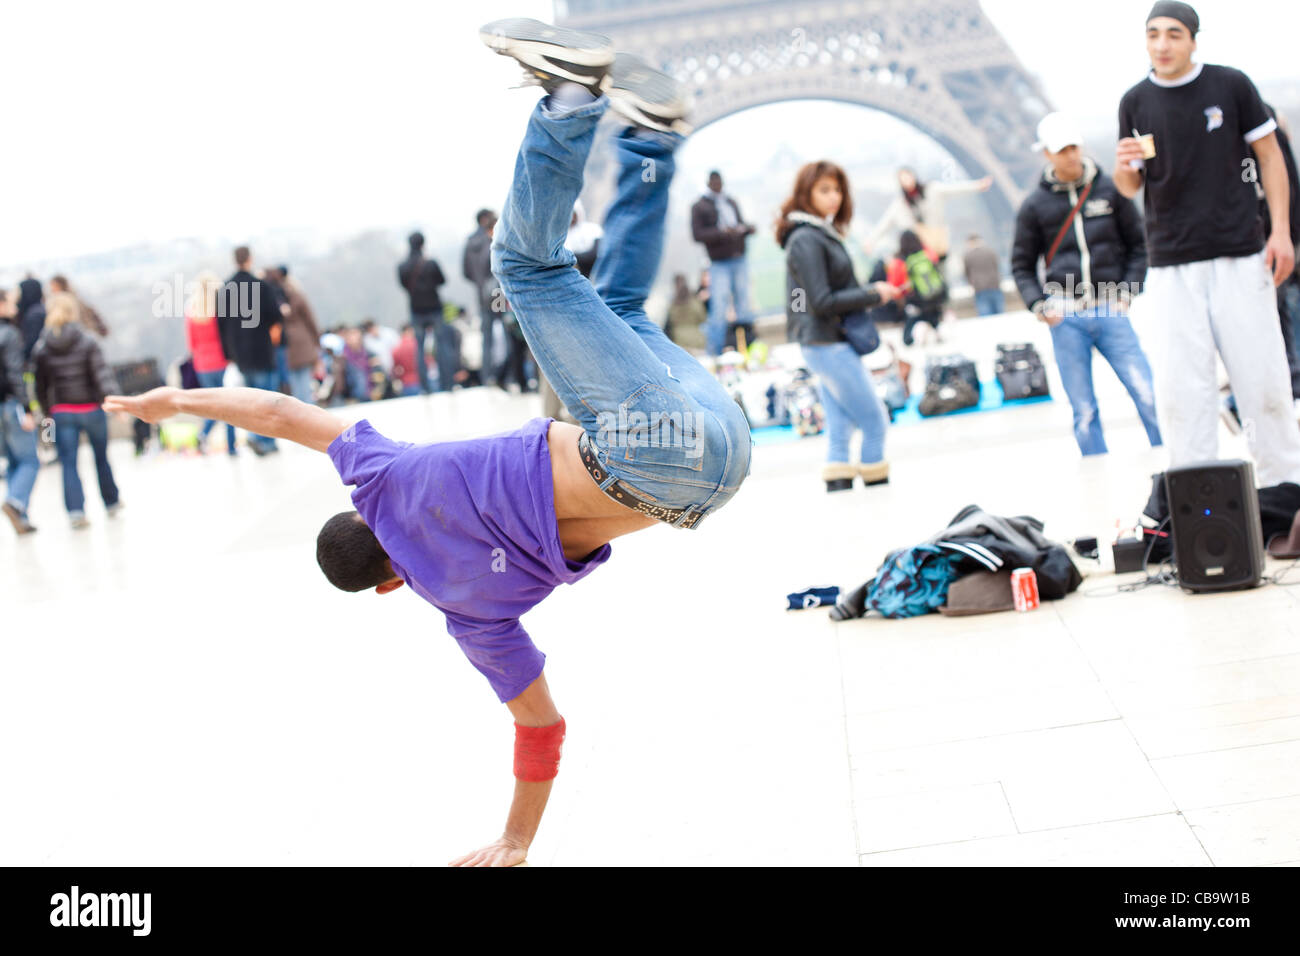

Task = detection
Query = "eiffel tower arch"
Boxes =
[557,0,1053,245]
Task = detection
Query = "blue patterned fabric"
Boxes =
[866,545,963,619]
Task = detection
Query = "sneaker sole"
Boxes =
[607,53,692,133]
[480,18,614,89]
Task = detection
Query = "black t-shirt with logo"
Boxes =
[1118,63,1276,267]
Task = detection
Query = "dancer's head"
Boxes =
[317,511,404,593]
[897,167,920,194]
[1146,2,1197,79]
[408,231,425,251]
[476,209,497,230]
[234,246,252,270]
[775,160,853,244]
[707,170,723,193]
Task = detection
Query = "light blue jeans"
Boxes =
[799,342,888,464]
[1049,303,1162,456]
[287,365,317,405]
[974,288,1005,317]
[491,95,751,526]
[706,255,755,356]
[195,369,237,453]
[2,397,40,514]
[241,368,280,449]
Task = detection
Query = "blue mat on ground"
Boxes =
[891,382,1052,426]
[751,424,801,445]
[748,383,1052,443]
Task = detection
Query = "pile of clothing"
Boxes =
[830,505,1082,620]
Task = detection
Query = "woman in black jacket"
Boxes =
[32,293,122,529]
[778,161,900,491]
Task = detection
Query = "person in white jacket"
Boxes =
[862,166,992,260]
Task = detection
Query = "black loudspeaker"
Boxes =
[1164,460,1264,592]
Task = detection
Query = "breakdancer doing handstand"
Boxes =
[104,19,752,867]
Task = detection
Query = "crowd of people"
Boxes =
[5,1,1299,541]
[1,277,121,532]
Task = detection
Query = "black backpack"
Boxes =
[995,343,1050,400]
[919,355,980,416]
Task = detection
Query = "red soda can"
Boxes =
[1011,568,1040,612]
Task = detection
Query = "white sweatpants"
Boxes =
[1143,251,1300,486]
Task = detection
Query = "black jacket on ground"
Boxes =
[216,270,282,373]
[1011,159,1147,313]
[399,253,447,317]
[31,323,118,412]
[781,215,884,347]
[691,193,751,262]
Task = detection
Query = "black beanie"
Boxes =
[1147,1,1199,35]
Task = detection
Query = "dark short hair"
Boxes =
[408,231,425,249]
[234,245,251,267]
[899,229,924,257]
[316,511,393,592]
[476,208,496,226]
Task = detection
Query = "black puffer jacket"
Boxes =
[0,322,26,405]
[781,214,884,346]
[1011,158,1147,313]
[32,323,118,412]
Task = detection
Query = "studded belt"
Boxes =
[577,432,703,529]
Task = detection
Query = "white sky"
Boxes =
[3,0,1297,265]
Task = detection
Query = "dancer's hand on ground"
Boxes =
[449,837,529,867]
[1264,232,1295,287]
[102,386,181,424]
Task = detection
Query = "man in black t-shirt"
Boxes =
[1115,1,1300,486]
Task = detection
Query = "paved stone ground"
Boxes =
[5,312,1299,866]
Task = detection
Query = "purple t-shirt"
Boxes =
[327,417,610,702]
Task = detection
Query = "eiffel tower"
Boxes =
[556,0,1053,240]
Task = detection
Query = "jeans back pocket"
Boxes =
[604,383,705,474]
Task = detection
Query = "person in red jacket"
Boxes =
[185,272,237,455]
[389,325,423,397]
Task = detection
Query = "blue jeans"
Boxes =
[240,368,280,448]
[1049,304,1163,456]
[274,345,290,391]
[1,398,40,514]
[974,288,1004,317]
[195,369,237,453]
[287,365,317,405]
[706,255,755,356]
[491,95,751,526]
[800,343,889,464]
[52,408,119,515]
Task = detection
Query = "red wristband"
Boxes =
[513,717,566,782]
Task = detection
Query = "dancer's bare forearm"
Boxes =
[104,386,348,453]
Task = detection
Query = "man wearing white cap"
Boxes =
[1115,1,1300,485]
[1012,112,1162,456]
